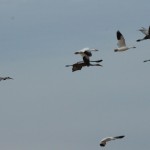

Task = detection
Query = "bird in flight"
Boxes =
[66,60,102,72]
[99,135,125,147]
[137,26,150,42]
[143,59,150,63]
[0,77,13,81]
[74,47,99,66]
[114,31,136,52]
[66,48,103,72]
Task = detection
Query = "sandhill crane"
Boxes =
[100,135,125,147]
[0,77,13,81]
[137,26,150,42]
[114,31,136,52]
[66,60,103,72]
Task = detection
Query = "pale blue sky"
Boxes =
[0,0,150,150]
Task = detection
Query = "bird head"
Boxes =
[114,49,118,52]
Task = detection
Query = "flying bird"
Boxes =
[66,60,103,72]
[114,31,136,52]
[74,48,99,66]
[137,26,150,42]
[0,77,13,81]
[143,59,150,63]
[100,135,125,147]
[66,47,103,72]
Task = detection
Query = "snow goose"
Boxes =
[137,26,150,42]
[114,31,136,52]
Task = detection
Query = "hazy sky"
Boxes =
[0,0,150,150]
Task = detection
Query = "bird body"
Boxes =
[114,31,136,52]
[137,26,150,42]
[100,135,125,147]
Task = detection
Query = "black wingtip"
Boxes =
[116,30,122,40]
[100,144,105,147]
[115,135,125,139]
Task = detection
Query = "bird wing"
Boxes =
[139,27,148,35]
[72,61,86,72]
[114,135,125,139]
[79,47,90,52]
[117,31,126,47]
[100,137,114,143]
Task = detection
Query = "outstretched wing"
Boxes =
[117,31,126,47]
[139,27,149,35]
[114,135,125,139]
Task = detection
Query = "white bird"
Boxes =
[137,26,150,42]
[100,135,125,147]
[0,77,13,81]
[114,31,136,52]
[74,48,99,66]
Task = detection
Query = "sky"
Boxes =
[0,0,150,150]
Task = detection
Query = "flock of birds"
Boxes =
[1,26,150,148]
[66,26,150,148]
[66,26,150,72]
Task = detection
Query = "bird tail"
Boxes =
[114,135,125,139]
